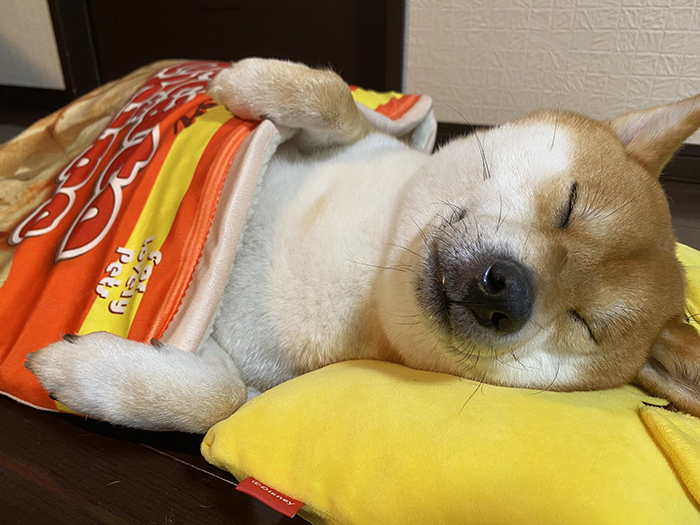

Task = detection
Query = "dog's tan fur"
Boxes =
[532,105,700,416]
[207,59,373,151]
[518,110,688,389]
[23,59,700,432]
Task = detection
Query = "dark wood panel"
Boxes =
[664,179,700,250]
[86,0,404,91]
[48,0,101,98]
[662,145,700,184]
[3,0,404,109]
[0,395,305,524]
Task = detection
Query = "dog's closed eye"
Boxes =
[569,309,596,342]
[558,182,578,229]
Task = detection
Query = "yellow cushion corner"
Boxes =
[640,405,700,504]
[202,360,700,524]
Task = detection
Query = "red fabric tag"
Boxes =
[236,477,305,518]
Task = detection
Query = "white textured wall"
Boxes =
[0,0,65,89]
[406,0,700,144]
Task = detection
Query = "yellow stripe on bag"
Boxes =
[351,87,403,110]
[79,104,232,337]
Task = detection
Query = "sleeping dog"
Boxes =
[27,58,700,433]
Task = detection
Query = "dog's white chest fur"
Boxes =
[212,133,427,390]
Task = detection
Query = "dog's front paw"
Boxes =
[26,332,162,419]
[208,58,289,121]
[26,333,248,432]
[208,58,370,152]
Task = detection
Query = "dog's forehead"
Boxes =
[481,111,628,190]
[510,110,669,216]
[509,109,626,168]
[484,120,574,179]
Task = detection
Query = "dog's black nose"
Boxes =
[465,259,533,334]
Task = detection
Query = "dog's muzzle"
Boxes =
[422,247,535,338]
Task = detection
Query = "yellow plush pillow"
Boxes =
[201,245,700,525]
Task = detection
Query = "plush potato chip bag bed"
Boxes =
[3,59,700,525]
[201,244,700,524]
[0,60,435,411]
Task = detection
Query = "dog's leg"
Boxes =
[26,333,247,433]
[208,58,373,152]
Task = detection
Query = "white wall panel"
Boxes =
[0,0,65,89]
[406,0,700,144]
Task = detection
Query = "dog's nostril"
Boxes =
[483,263,506,293]
[473,310,517,333]
[491,312,508,328]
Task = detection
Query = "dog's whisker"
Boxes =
[495,191,510,234]
[410,217,432,248]
[346,259,415,274]
[508,349,531,371]
[440,102,492,181]
[520,219,536,253]
[385,312,421,318]
[551,90,563,150]
[459,347,482,375]
[458,358,491,415]
[494,352,524,370]
[597,186,652,221]
[436,213,463,236]
[437,200,467,225]
[383,241,421,259]
[475,130,491,181]
[526,361,561,395]
[430,232,457,248]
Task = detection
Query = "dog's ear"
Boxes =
[635,316,700,416]
[608,93,700,177]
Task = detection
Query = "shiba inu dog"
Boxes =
[26,58,700,433]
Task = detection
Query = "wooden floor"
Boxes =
[0,395,304,524]
[1,108,699,524]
